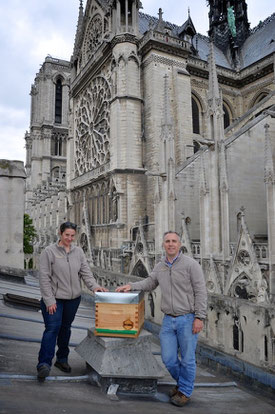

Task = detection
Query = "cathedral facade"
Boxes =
[25,57,71,266]
[26,1,275,375]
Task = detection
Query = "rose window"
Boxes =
[84,15,103,62]
[75,76,111,176]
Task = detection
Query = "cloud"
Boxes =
[0,105,28,161]
[0,125,26,162]
[30,33,73,62]
[0,0,77,163]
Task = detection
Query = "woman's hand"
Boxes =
[47,304,57,315]
[93,286,109,292]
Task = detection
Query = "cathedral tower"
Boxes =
[208,0,250,56]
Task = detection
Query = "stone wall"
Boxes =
[202,294,275,371]
[0,160,26,269]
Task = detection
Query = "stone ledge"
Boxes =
[0,266,27,282]
[196,343,275,391]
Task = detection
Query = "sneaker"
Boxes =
[54,361,71,373]
[37,365,50,382]
[170,390,190,407]
[168,385,178,397]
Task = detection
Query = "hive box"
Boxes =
[94,291,144,338]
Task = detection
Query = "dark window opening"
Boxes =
[132,227,138,241]
[264,335,268,361]
[54,139,62,156]
[193,140,200,153]
[132,260,148,278]
[120,0,133,26]
[258,94,266,102]
[55,79,62,124]
[192,97,200,134]
[235,285,248,300]
[223,104,230,129]
[240,330,244,352]
[233,320,239,350]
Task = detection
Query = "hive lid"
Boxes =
[95,291,144,304]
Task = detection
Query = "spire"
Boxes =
[73,0,84,60]
[158,8,163,22]
[208,41,220,103]
[156,8,166,32]
[207,41,224,142]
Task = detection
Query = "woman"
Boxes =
[37,221,107,381]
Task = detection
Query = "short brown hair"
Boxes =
[163,231,180,240]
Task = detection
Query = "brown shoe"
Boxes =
[170,390,190,407]
[168,385,178,397]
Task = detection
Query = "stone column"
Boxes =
[0,160,26,269]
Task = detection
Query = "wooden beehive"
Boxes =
[94,291,144,338]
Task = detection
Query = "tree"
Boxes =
[24,214,37,254]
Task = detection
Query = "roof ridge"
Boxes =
[139,11,209,38]
[139,11,187,31]
[250,12,275,34]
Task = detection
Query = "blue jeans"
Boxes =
[159,313,198,397]
[37,297,81,369]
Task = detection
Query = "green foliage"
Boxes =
[24,214,37,254]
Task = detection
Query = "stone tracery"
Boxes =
[83,14,103,63]
[75,76,111,176]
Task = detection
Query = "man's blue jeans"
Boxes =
[37,297,81,369]
[159,313,198,397]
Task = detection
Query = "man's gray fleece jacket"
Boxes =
[39,242,99,307]
[130,253,207,320]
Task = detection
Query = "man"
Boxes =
[116,231,207,406]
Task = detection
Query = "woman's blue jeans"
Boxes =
[159,313,198,397]
[37,297,81,369]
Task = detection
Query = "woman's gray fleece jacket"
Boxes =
[39,242,99,307]
[130,253,207,320]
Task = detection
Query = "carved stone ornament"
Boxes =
[75,76,111,176]
[237,250,250,266]
[206,280,215,293]
[80,233,88,253]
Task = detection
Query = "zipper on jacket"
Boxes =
[67,253,73,299]
[169,267,176,315]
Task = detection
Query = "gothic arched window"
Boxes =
[191,96,200,134]
[223,103,231,129]
[252,92,268,107]
[55,79,62,124]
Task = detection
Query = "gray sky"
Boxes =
[0,0,274,163]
